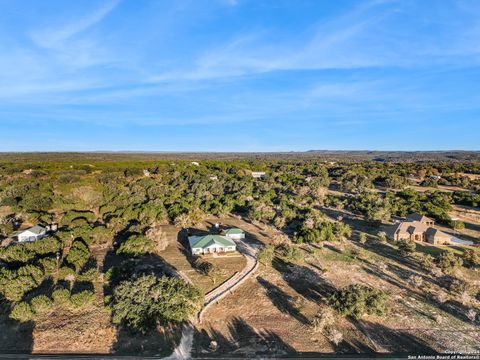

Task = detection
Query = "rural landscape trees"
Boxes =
[0,154,479,355]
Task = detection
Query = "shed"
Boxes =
[16,225,47,243]
[224,228,245,240]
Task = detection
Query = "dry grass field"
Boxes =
[1,214,479,356]
[195,239,480,356]
[192,211,480,357]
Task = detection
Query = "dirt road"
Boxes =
[165,238,259,360]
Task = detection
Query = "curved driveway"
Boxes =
[166,238,259,360]
[200,239,258,322]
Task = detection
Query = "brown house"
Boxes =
[386,221,429,242]
[425,228,453,245]
[406,213,435,227]
[387,213,455,245]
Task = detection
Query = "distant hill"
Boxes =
[0,150,479,163]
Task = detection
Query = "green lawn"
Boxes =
[414,242,470,256]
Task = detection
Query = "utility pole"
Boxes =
[56,251,61,282]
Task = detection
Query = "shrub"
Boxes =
[310,307,335,333]
[194,259,224,284]
[334,222,352,240]
[10,302,34,322]
[103,262,136,286]
[417,253,435,271]
[258,245,275,265]
[17,264,45,284]
[104,295,112,306]
[70,290,95,308]
[58,266,76,280]
[329,284,388,319]
[61,210,96,226]
[77,267,100,282]
[436,251,463,274]
[66,240,90,272]
[146,225,169,251]
[1,237,59,263]
[326,328,343,346]
[30,236,60,256]
[295,221,346,243]
[451,220,465,230]
[280,246,304,263]
[3,275,37,302]
[358,233,367,244]
[116,234,154,257]
[397,239,416,255]
[39,257,57,274]
[92,225,112,245]
[448,278,470,295]
[463,249,480,268]
[31,295,53,314]
[52,288,71,306]
[377,231,387,243]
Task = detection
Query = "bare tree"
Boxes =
[146,224,170,251]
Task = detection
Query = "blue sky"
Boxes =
[0,0,479,151]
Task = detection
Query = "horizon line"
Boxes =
[0,150,479,154]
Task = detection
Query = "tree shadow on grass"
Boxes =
[272,257,336,303]
[193,316,295,357]
[71,281,94,294]
[177,227,202,268]
[360,261,477,326]
[463,220,480,234]
[333,334,376,354]
[0,295,34,354]
[257,276,310,325]
[350,320,439,354]
[24,276,55,300]
[111,322,183,356]
[321,319,439,355]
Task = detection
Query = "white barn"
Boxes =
[16,225,47,243]
[224,228,245,240]
[251,171,266,179]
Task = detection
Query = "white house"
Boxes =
[251,171,266,179]
[224,228,245,240]
[188,234,236,255]
[16,225,47,243]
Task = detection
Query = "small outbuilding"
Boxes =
[188,234,236,255]
[224,228,245,240]
[16,225,48,243]
[251,171,266,179]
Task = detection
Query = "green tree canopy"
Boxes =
[111,275,203,333]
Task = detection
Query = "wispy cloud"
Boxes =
[147,1,395,81]
[149,0,480,82]
[0,0,123,99]
[1,0,479,152]
[30,0,120,49]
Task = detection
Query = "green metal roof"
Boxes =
[224,228,244,235]
[188,234,236,249]
[26,225,46,235]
